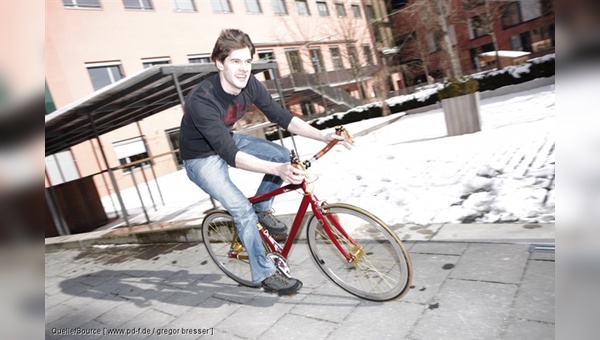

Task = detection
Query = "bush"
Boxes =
[266,54,554,141]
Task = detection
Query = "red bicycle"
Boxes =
[201,126,413,301]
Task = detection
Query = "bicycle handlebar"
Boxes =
[290,125,353,170]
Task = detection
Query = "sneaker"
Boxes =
[256,210,288,234]
[261,271,303,296]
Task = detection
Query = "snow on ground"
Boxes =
[102,84,555,227]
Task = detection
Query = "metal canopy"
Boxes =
[44,61,280,156]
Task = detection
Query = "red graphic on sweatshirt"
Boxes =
[223,103,249,126]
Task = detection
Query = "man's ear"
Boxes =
[215,60,224,71]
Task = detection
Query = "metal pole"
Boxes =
[135,122,158,210]
[129,167,151,225]
[90,139,118,216]
[271,65,299,156]
[86,112,131,229]
[172,73,218,210]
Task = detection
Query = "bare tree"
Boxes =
[395,0,463,81]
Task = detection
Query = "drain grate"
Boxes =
[529,244,555,253]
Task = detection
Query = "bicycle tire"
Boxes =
[201,210,259,288]
[306,203,412,301]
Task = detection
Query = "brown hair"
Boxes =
[211,29,256,63]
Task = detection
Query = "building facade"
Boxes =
[45,0,399,197]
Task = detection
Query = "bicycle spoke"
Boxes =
[307,204,412,301]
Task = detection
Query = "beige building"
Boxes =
[45,0,400,201]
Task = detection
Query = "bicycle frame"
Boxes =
[247,180,360,263]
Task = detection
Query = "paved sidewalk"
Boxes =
[45,224,554,340]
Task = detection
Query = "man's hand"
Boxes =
[275,163,305,184]
[323,128,354,150]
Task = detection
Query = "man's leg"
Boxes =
[184,156,275,284]
[232,134,290,233]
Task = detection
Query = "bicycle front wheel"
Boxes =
[306,203,412,301]
[202,210,259,288]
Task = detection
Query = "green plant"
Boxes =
[437,78,480,100]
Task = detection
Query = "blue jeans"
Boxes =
[184,133,290,283]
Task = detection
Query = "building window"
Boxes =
[258,51,275,79]
[165,128,183,169]
[113,137,152,173]
[510,35,523,51]
[188,55,211,63]
[426,33,439,53]
[351,4,361,18]
[330,46,343,70]
[468,15,488,39]
[316,1,329,16]
[286,50,303,73]
[62,0,101,8]
[362,45,373,65]
[365,4,375,20]
[123,0,153,10]
[541,0,553,15]
[272,0,288,15]
[309,48,324,73]
[172,0,196,11]
[347,45,358,66]
[335,3,346,17]
[462,0,483,10]
[210,0,232,13]
[244,0,262,13]
[296,0,310,16]
[374,27,382,43]
[520,0,542,22]
[501,2,521,28]
[142,57,171,68]
[86,62,124,91]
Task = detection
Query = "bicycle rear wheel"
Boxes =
[201,210,259,288]
[306,203,412,301]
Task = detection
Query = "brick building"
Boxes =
[389,0,555,87]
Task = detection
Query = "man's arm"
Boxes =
[235,152,305,184]
[287,116,353,148]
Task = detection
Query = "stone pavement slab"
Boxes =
[45,238,554,340]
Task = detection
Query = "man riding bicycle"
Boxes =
[179,29,352,296]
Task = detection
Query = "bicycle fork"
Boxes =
[314,204,364,264]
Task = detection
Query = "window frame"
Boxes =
[172,0,196,12]
[295,0,310,16]
[113,136,153,174]
[309,47,324,73]
[62,0,102,9]
[272,0,288,15]
[85,62,124,91]
[316,1,329,16]
[210,0,233,13]
[362,45,374,66]
[188,55,211,63]
[335,2,347,17]
[244,0,262,14]
[285,49,304,73]
[123,0,154,10]
[329,46,344,70]
[142,57,171,68]
[351,4,361,18]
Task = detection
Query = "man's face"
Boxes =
[216,47,252,95]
